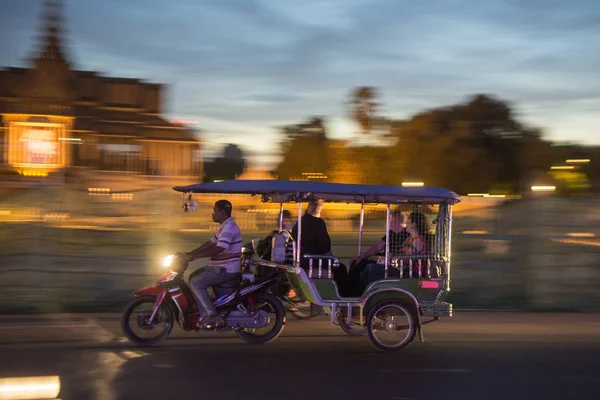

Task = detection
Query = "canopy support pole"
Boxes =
[278,202,283,231]
[358,201,365,256]
[296,201,302,267]
[384,203,390,279]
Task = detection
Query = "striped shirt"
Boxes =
[209,217,243,273]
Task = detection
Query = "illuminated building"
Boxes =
[0,1,201,178]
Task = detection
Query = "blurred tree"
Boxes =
[586,147,600,193]
[327,140,364,184]
[542,144,598,194]
[276,92,590,194]
[223,143,244,161]
[276,117,330,180]
[203,143,246,182]
[515,128,555,192]
[388,94,552,193]
[356,146,397,185]
[550,170,591,195]
[346,86,379,135]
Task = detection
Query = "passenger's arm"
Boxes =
[350,240,385,265]
[415,237,427,254]
[402,236,426,255]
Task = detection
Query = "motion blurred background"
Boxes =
[1,0,599,314]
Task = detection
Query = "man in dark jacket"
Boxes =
[292,199,350,295]
[292,199,330,265]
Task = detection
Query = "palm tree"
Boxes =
[346,86,378,135]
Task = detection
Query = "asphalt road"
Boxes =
[0,312,599,400]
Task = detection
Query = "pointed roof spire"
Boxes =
[37,0,68,64]
[19,0,74,101]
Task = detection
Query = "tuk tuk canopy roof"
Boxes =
[173,180,461,205]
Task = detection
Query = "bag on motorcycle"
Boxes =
[271,230,294,264]
[254,235,273,260]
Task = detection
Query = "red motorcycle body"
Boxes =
[132,270,199,330]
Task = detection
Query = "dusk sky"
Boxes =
[2,0,599,167]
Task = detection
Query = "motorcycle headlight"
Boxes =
[163,254,175,268]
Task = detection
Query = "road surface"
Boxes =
[0,311,599,400]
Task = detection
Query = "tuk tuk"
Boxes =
[174,180,460,352]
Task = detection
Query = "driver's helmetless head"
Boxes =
[212,199,232,222]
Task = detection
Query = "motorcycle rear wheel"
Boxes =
[121,295,174,346]
[236,291,286,344]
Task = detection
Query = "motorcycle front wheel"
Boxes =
[236,291,286,344]
[121,295,174,346]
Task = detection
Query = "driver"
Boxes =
[185,200,242,328]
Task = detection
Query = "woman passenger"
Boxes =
[361,211,429,286]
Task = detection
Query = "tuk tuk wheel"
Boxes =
[366,300,417,352]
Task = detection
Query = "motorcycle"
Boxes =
[121,252,286,346]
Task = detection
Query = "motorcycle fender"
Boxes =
[132,287,170,320]
[132,286,167,298]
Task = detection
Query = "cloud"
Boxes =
[1,0,600,157]
[239,93,302,103]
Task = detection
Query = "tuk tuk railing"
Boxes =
[389,255,449,279]
[304,254,340,279]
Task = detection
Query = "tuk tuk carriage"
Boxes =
[174,180,460,352]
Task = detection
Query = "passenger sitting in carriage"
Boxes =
[360,211,431,289]
[292,199,351,296]
[346,209,410,295]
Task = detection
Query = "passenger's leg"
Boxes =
[361,263,385,288]
[362,263,401,288]
[360,263,376,288]
[333,263,352,297]
[387,267,401,279]
[347,259,371,295]
[277,273,293,297]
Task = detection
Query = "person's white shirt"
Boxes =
[208,217,242,273]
